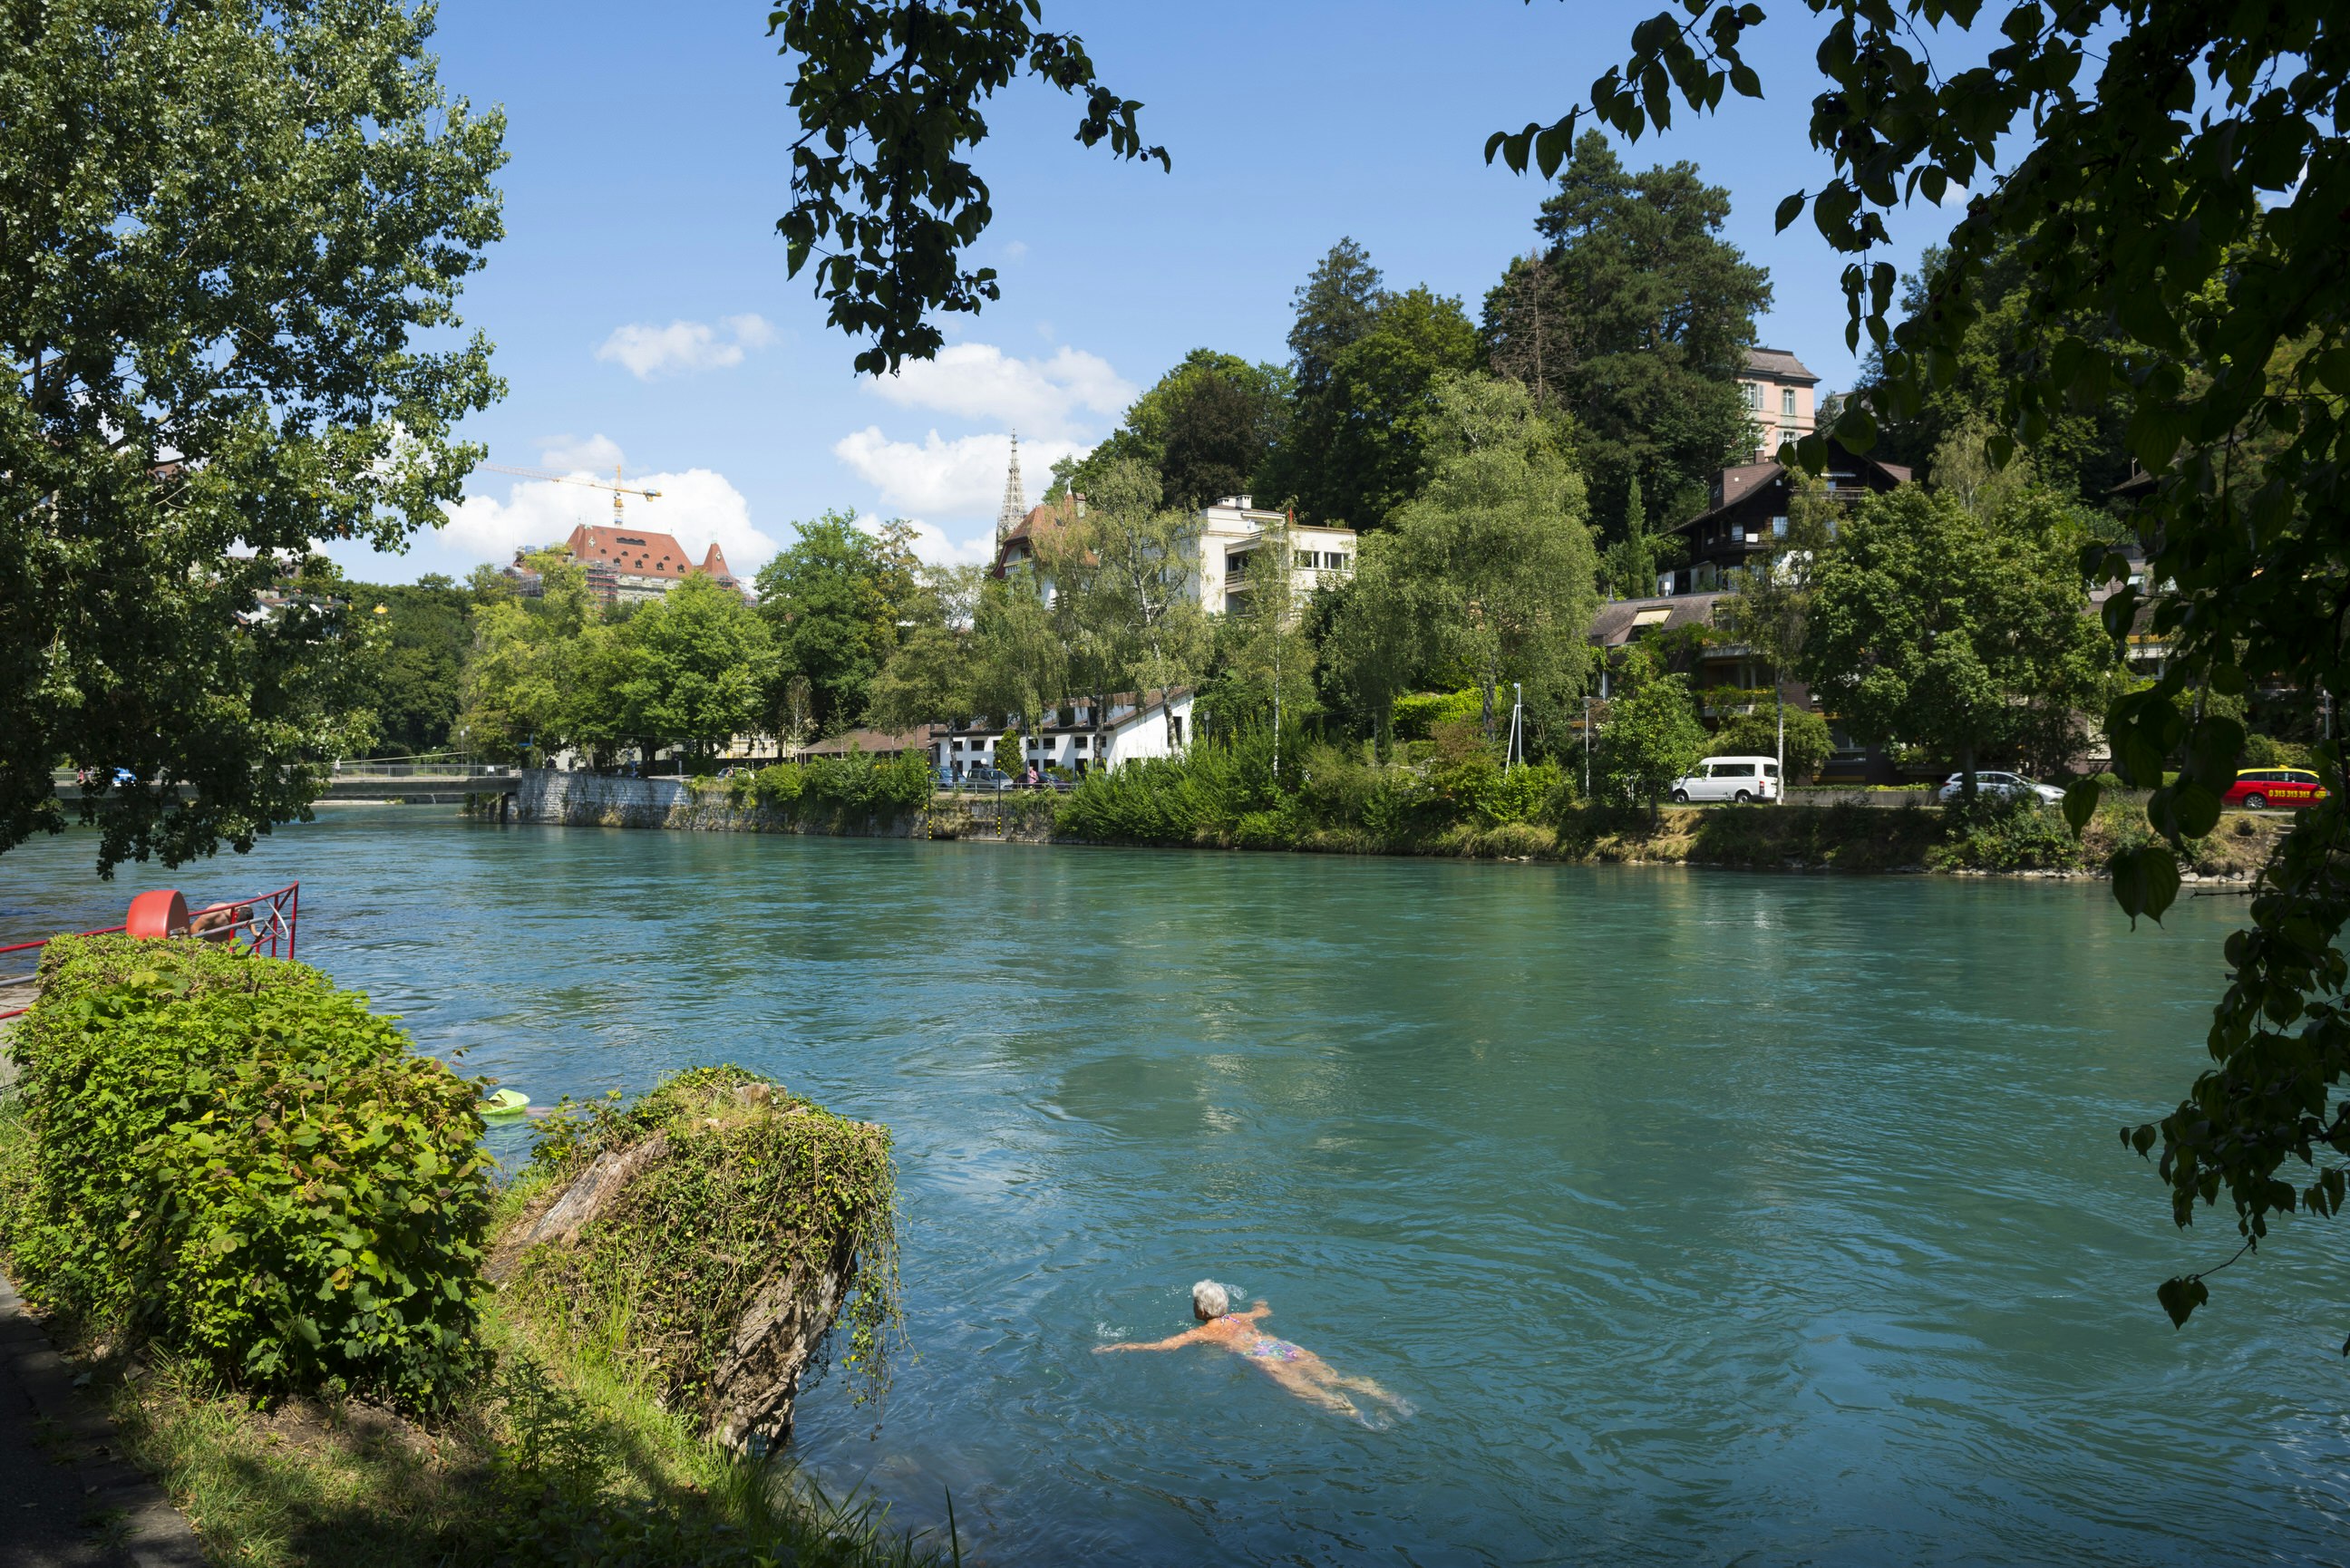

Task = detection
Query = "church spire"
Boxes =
[995,431,1027,547]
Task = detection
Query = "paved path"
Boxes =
[0,1273,203,1568]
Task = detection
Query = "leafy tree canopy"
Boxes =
[1061,350,1289,511]
[753,511,921,733]
[572,575,777,764]
[2,0,506,874]
[1378,373,1598,745]
[1855,244,2137,505]
[1800,487,2115,789]
[1282,286,1480,529]
[342,578,476,759]
[1287,237,1385,402]
[768,0,1164,373]
[1483,131,1769,540]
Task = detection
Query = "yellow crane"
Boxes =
[477,462,662,525]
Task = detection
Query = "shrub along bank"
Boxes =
[706,750,933,828]
[1052,735,2291,876]
[0,943,933,1567]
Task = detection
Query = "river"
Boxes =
[4,808,2346,1564]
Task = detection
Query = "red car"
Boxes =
[2223,768,2330,809]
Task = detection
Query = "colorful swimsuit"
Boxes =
[1222,1316,1306,1361]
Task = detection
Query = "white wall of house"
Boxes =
[1185,497,1355,615]
[1098,692,1193,768]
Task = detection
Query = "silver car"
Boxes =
[1937,770,2063,804]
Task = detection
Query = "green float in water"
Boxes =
[481,1088,530,1119]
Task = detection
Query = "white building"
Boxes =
[994,492,1355,621]
[928,691,1195,778]
[1185,495,1356,616]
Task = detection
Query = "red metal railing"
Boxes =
[0,881,300,1021]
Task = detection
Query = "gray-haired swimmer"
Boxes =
[1094,1280,1413,1427]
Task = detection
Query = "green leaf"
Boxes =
[2063,778,2101,833]
[2156,1275,2208,1329]
[1773,191,1805,232]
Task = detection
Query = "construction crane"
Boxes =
[478,462,662,525]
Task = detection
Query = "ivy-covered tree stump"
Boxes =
[492,1068,899,1449]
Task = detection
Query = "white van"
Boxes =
[1670,755,1782,804]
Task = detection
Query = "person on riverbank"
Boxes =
[1095,1281,1409,1426]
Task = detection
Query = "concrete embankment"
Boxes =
[499,769,950,837]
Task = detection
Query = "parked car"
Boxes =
[2223,768,2330,810]
[1669,755,1782,805]
[958,765,1012,789]
[1936,770,2064,805]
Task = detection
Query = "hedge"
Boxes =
[0,935,491,1407]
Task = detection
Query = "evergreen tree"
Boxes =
[1286,237,1384,402]
[1481,131,1769,543]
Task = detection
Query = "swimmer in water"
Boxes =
[1095,1280,1411,1425]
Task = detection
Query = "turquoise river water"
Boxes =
[5,808,2349,1565]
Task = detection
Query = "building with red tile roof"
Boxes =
[562,523,743,605]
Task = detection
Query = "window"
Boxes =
[1743,382,1762,409]
[1631,607,1671,628]
[1714,761,1757,777]
[1782,389,1797,417]
[1762,762,1780,777]
[1296,550,1316,569]
[1772,516,1789,538]
[1073,735,1088,750]
[1170,715,1185,745]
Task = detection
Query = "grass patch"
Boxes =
[93,1303,942,1568]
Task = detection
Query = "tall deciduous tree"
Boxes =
[1481,131,1769,541]
[1,0,506,873]
[1047,460,1211,751]
[343,576,475,758]
[1597,642,1707,823]
[572,575,777,767]
[1800,489,2115,795]
[459,550,594,767]
[753,511,920,733]
[1060,350,1288,511]
[1383,373,1598,747]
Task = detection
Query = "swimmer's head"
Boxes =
[1191,1279,1229,1319]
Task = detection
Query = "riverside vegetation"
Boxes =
[644,735,2290,881]
[0,937,928,1568]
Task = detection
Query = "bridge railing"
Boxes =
[0,881,300,1021]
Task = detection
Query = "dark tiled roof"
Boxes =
[1743,346,1818,383]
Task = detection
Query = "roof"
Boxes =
[994,496,1080,576]
[1587,593,1731,647]
[565,524,737,584]
[1743,346,1818,384]
[794,726,934,758]
[1669,441,1913,536]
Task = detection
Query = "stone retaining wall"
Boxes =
[510,770,927,837]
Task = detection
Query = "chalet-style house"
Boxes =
[1657,440,1913,597]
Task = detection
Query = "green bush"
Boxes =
[1390,688,1481,741]
[509,1066,900,1422]
[1929,795,2085,871]
[1,936,490,1407]
[744,750,929,820]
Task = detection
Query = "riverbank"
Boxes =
[0,944,938,1568]
[492,769,2290,883]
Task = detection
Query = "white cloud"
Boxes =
[860,343,1132,439]
[536,432,625,472]
[442,463,779,574]
[595,315,774,381]
[723,313,776,349]
[833,426,1088,521]
[1001,239,1029,261]
[854,512,996,569]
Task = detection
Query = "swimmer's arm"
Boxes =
[1093,1328,1209,1353]
[1238,1300,1272,1322]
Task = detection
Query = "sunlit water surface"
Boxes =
[5,808,2347,1565]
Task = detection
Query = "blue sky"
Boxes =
[337,1,1983,586]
